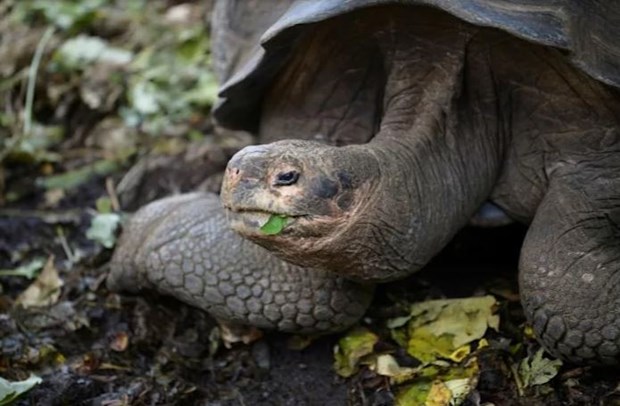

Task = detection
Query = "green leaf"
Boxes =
[0,258,46,279]
[6,125,64,164]
[518,348,562,388]
[129,80,162,115]
[37,159,119,190]
[396,380,433,406]
[12,0,105,31]
[86,213,121,248]
[56,35,132,69]
[95,197,113,214]
[0,374,42,405]
[333,327,378,377]
[260,215,288,235]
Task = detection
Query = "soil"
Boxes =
[3,192,620,405]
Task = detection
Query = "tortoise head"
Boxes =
[221,140,379,267]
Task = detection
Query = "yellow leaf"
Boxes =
[410,296,499,347]
[448,345,471,363]
[392,296,498,363]
[334,327,378,377]
[425,380,452,406]
[407,328,455,363]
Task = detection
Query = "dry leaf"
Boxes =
[109,331,129,352]
[334,327,379,377]
[16,255,63,308]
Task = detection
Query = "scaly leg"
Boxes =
[520,167,620,364]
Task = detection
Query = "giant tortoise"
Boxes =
[109,0,620,365]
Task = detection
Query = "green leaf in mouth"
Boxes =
[260,214,288,235]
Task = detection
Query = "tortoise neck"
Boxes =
[334,31,505,282]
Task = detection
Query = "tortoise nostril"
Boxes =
[235,168,240,175]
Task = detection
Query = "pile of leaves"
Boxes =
[333,295,564,405]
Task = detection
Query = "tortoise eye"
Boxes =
[273,170,299,186]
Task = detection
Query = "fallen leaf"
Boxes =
[395,358,480,405]
[518,348,562,388]
[56,35,132,68]
[98,363,131,371]
[406,328,456,364]
[443,378,473,406]
[372,354,418,384]
[43,188,65,207]
[260,214,288,235]
[86,213,121,248]
[0,258,45,279]
[0,375,42,405]
[448,345,471,363]
[16,256,63,308]
[287,335,315,351]
[37,159,119,190]
[109,331,129,352]
[334,327,378,377]
[390,296,499,363]
[396,380,432,406]
[426,380,452,406]
[218,323,263,348]
[95,196,113,213]
[13,0,106,31]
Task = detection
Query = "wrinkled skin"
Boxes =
[220,7,620,364]
[110,5,620,365]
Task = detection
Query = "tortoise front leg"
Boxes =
[108,193,373,334]
[519,169,620,364]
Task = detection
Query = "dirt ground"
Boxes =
[3,195,620,405]
[2,1,620,405]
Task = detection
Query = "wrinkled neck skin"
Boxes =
[255,13,505,282]
[334,40,502,281]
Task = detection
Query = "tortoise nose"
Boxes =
[225,165,242,187]
[221,164,245,204]
[221,145,270,207]
[225,145,271,180]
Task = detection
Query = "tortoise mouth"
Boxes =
[225,208,305,237]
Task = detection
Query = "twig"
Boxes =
[105,177,121,211]
[510,361,525,397]
[56,226,76,265]
[0,27,55,163]
[0,208,82,223]
[24,26,55,136]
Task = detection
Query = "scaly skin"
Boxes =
[108,193,373,333]
[220,7,620,364]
